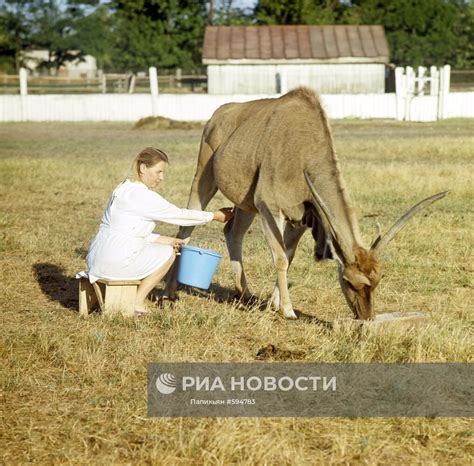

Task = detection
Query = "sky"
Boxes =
[233,0,258,9]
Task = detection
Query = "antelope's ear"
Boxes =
[343,270,371,289]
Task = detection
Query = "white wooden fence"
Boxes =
[1,65,473,122]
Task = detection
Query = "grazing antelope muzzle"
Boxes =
[338,249,381,320]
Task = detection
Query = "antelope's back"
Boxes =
[210,88,333,210]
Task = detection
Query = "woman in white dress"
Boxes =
[86,147,233,315]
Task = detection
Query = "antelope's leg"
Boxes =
[164,140,218,299]
[224,208,256,300]
[186,139,218,212]
[270,223,306,310]
[258,205,297,319]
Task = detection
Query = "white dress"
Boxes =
[86,180,214,283]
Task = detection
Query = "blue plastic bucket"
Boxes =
[177,245,222,289]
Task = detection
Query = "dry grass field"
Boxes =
[1,119,473,464]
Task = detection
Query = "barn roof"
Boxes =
[203,25,390,65]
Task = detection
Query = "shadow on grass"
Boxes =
[33,263,78,312]
[150,281,237,307]
[158,281,332,330]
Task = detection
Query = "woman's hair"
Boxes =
[129,147,169,181]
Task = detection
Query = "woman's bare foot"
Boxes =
[134,302,151,316]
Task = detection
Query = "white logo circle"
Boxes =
[155,373,177,394]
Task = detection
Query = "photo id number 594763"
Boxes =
[227,399,256,405]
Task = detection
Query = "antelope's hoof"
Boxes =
[282,309,298,320]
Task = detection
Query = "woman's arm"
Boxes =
[149,209,233,254]
[153,235,190,252]
[132,186,234,226]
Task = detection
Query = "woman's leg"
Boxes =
[135,253,176,312]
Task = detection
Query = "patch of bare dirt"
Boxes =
[256,344,306,361]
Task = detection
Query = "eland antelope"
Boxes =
[165,88,448,319]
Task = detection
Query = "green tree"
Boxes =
[449,0,474,68]
[211,0,254,25]
[0,1,32,71]
[0,0,101,73]
[109,0,207,72]
[342,0,470,67]
[30,1,92,73]
[252,0,472,68]
[254,0,345,25]
[74,4,113,70]
[255,0,314,24]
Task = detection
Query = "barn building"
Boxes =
[202,25,390,95]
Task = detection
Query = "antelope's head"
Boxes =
[338,247,381,320]
[304,171,448,320]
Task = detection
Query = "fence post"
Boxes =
[127,74,136,94]
[437,64,451,120]
[98,71,106,94]
[176,68,182,88]
[404,66,415,121]
[149,66,159,116]
[395,67,405,121]
[19,67,28,121]
[430,66,439,96]
[417,66,427,95]
[19,67,28,96]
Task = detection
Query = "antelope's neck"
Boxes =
[307,155,363,252]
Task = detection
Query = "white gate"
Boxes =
[395,65,451,121]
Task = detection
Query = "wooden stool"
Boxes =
[79,277,141,317]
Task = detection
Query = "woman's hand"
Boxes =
[213,207,234,223]
[170,237,189,253]
[156,235,190,252]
